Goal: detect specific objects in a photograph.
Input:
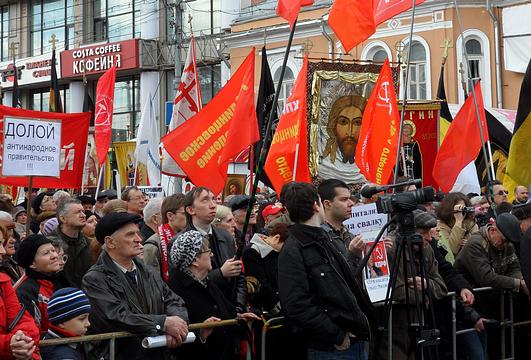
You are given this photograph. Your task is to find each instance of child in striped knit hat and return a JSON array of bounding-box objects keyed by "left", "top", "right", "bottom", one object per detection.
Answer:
[{"left": 41, "top": 288, "right": 92, "bottom": 360}]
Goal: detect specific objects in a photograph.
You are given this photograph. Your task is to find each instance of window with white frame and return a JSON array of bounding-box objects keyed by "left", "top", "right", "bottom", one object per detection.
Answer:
[
  {"left": 456, "top": 30, "right": 491, "bottom": 106},
  {"left": 274, "top": 66, "right": 295, "bottom": 112},
  {"left": 405, "top": 41, "right": 427, "bottom": 100},
  {"left": 464, "top": 37, "right": 483, "bottom": 93}
]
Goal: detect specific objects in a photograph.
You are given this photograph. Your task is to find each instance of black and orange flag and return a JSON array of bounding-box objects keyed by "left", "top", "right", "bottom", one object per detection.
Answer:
[
  {"left": 162, "top": 50, "right": 258, "bottom": 194},
  {"left": 504, "top": 58, "right": 531, "bottom": 198},
  {"left": 49, "top": 48, "right": 63, "bottom": 113}
]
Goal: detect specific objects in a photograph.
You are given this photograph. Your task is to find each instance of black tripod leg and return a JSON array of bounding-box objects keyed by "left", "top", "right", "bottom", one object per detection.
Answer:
[{"left": 417, "top": 243, "right": 440, "bottom": 360}]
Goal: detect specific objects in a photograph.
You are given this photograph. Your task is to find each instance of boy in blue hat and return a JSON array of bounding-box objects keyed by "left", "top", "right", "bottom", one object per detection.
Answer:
[{"left": 41, "top": 288, "right": 91, "bottom": 360}]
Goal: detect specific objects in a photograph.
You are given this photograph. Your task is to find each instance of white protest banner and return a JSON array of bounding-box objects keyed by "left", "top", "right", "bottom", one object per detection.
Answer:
[
  {"left": 362, "top": 239, "right": 390, "bottom": 303},
  {"left": 343, "top": 203, "right": 388, "bottom": 236},
  {"left": 138, "top": 186, "right": 165, "bottom": 199},
  {"left": 2, "top": 117, "right": 61, "bottom": 177}
]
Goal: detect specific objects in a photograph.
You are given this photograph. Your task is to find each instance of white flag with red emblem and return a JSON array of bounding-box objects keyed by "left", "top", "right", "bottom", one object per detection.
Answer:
[{"left": 161, "top": 37, "right": 202, "bottom": 176}]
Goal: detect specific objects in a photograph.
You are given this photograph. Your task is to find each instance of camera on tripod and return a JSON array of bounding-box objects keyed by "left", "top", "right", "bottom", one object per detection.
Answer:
[{"left": 375, "top": 186, "right": 436, "bottom": 214}]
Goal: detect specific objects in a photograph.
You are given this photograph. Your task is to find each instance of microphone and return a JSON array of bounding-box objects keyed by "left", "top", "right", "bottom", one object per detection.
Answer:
[
  {"left": 360, "top": 185, "right": 387, "bottom": 198},
  {"left": 360, "top": 179, "right": 422, "bottom": 198}
]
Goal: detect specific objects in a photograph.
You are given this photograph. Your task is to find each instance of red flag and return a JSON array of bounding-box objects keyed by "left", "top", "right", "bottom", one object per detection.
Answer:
[
  {"left": 433, "top": 81, "right": 489, "bottom": 192},
  {"left": 264, "top": 56, "right": 311, "bottom": 194},
  {"left": 329, "top": 0, "right": 376, "bottom": 53},
  {"left": 218, "top": 54, "right": 259, "bottom": 168},
  {"left": 374, "top": 0, "right": 425, "bottom": 25},
  {"left": 94, "top": 66, "right": 117, "bottom": 166},
  {"left": 355, "top": 59, "right": 400, "bottom": 185},
  {"left": 0, "top": 105, "right": 90, "bottom": 188},
  {"left": 277, "top": 0, "right": 314, "bottom": 28},
  {"left": 162, "top": 50, "right": 257, "bottom": 194}
]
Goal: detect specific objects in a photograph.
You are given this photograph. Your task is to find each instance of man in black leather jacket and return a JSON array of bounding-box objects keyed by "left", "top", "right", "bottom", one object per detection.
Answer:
[
  {"left": 278, "top": 182, "right": 374, "bottom": 359},
  {"left": 82, "top": 212, "right": 189, "bottom": 360}
]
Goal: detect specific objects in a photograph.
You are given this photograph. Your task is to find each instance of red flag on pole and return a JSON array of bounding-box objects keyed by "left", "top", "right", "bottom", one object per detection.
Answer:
[
  {"left": 433, "top": 81, "right": 489, "bottom": 192},
  {"left": 374, "top": 0, "right": 425, "bottom": 25},
  {"left": 329, "top": 0, "right": 376, "bottom": 53},
  {"left": 218, "top": 54, "right": 259, "bottom": 167},
  {"left": 94, "top": 66, "right": 116, "bottom": 166},
  {"left": 264, "top": 56, "right": 311, "bottom": 194},
  {"left": 277, "top": 0, "right": 314, "bottom": 28},
  {"left": 355, "top": 59, "right": 400, "bottom": 185},
  {"left": 161, "top": 50, "right": 258, "bottom": 194}
]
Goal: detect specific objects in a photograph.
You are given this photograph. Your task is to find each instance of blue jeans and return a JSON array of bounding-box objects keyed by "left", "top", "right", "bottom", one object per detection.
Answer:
[
  {"left": 307, "top": 340, "right": 368, "bottom": 360},
  {"left": 457, "top": 331, "right": 487, "bottom": 360}
]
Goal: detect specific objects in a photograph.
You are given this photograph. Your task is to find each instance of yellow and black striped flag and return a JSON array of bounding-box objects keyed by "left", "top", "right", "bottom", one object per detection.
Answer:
[
  {"left": 49, "top": 48, "right": 63, "bottom": 113},
  {"left": 504, "top": 58, "right": 531, "bottom": 198}
]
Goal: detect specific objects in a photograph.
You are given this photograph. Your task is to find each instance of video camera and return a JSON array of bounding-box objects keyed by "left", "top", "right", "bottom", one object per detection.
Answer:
[{"left": 376, "top": 186, "right": 436, "bottom": 214}]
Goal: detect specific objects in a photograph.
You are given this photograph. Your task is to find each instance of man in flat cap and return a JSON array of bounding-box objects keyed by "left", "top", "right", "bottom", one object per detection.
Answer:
[{"left": 82, "top": 212, "right": 188, "bottom": 360}]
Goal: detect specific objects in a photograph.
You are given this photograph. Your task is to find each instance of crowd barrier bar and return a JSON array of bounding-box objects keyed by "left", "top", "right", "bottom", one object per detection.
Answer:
[
  {"left": 260, "top": 316, "right": 285, "bottom": 360},
  {"left": 40, "top": 319, "right": 240, "bottom": 360}
]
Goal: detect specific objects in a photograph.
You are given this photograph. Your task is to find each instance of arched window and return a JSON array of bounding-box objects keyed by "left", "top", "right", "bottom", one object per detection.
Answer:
[
  {"left": 456, "top": 30, "right": 491, "bottom": 106},
  {"left": 274, "top": 67, "right": 294, "bottom": 112},
  {"left": 464, "top": 38, "right": 483, "bottom": 91},
  {"left": 405, "top": 41, "right": 428, "bottom": 100},
  {"left": 361, "top": 41, "right": 392, "bottom": 63}
]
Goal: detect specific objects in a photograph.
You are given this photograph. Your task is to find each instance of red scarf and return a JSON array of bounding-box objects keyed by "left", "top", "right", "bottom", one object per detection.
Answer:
[{"left": 158, "top": 223, "right": 175, "bottom": 282}]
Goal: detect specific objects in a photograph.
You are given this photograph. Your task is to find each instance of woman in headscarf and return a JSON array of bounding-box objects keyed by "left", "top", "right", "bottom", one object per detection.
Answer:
[{"left": 168, "top": 230, "right": 258, "bottom": 359}]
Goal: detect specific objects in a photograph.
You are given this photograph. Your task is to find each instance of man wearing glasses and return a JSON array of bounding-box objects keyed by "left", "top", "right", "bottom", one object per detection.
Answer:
[{"left": 144, "top": 194, "right": 187, "bottom": 282}]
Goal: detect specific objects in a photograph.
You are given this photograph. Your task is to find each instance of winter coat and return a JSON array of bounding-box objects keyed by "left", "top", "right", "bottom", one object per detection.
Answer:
[
  {"left": 182, "top": 224, "right": 247, "bottom": 312},
  {"left": 454, "top": 226, "right": 522, "bottom": 291},
  {"left": 14, "top": 269, "right": 55, "bottom": 335},
  {"left": 242, "top": 235, "right": 280, "bottom": 314},
  {"left": 0, "top": 272, "right": 40, "bottom": 360},
  {"left": 168, "top": 269, "right": 239, "bottom": 360},
  {"left": 41, "top": 325, "right": 85, "bottom": 360},
  {"left": 437, "top": 220, "right": 478, "bottom": 257},
  {"left": 387, "top": 241, "right": 447, "bottom": 304},
  {"left": 48, "top": 227, "right": 93, "bottom": 288},
  {"left": 143, "top": 233, "right": 163, "bottom": 280},
  {"left": 82, "top": 250, "right": 188, "bottom": 360},
  {"left": 321, "top": 222, "right": 362, "bottom": 273},
  {"left": 278, "top": 223, "right": 374, "bottom": 351}
]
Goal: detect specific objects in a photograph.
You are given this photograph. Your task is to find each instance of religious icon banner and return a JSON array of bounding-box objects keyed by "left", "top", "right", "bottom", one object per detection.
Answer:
[
  {"left": 400, "top": 104, "right": 440, "bottom": 188},
  {"left": 113, "top": 141, "right": 148, "bottom": 187},
  {"left": 307, "top": 62, "right": 398, "bottom": 185}
]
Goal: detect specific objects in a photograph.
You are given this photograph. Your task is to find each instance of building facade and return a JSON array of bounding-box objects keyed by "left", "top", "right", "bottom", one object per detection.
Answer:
[{"left": 226, "top": 0, "right": 531, "bottom": 112}]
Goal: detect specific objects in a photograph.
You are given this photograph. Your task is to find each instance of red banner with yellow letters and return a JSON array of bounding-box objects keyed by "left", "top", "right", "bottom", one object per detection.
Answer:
[
  {"left": 264, "top": 56, "right": 311, "bottom": 194},
  {"left": 355, "top": 59, "right": 400, "bottom": 185},
  {"left": 161, "top": 50, "right": 258, "bottom": 194}
]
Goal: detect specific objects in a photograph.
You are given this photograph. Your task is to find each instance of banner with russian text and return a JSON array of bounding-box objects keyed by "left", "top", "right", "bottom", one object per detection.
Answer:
[
  {"left": 355, "top": 59, "right": 400, "bottom": 185},
  {"left": 0, "top": 105, "right": 90, "bottom": 188},
  {"left": 401, "top": 106, "right": 439, "bottom": 188},
  {"left": 162, "top": 50, "right": 257, "bottom": 194},
  {"left": 264, "top": 56, "right": 311, "bottom": 194}
]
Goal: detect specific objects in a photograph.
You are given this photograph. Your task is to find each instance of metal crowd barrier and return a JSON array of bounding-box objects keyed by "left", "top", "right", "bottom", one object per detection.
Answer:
[
  {"left": 39, "top": 288, "right": 531, "bottom": 360},
  {"left": 39, "top": 319, "right": 240, "bottom": 360}
]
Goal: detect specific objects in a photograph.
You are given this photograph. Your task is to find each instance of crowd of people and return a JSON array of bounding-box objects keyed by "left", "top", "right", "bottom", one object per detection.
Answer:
[{"left": 0, "top": 179, "right": 529, "bottom": 360}]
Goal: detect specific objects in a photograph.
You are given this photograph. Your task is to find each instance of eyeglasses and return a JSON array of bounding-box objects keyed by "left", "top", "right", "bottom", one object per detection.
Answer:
[
  {"left": 496, "top": 190, "right": 509, "bottom": 196},
  {"left": 198, "top": 249, "right": 213, "bottom": 256}
]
